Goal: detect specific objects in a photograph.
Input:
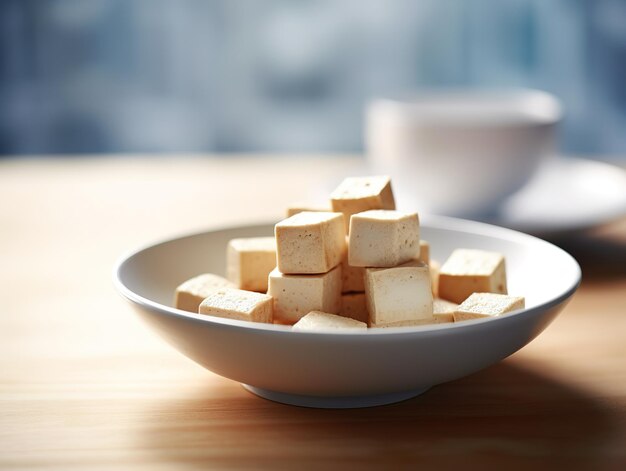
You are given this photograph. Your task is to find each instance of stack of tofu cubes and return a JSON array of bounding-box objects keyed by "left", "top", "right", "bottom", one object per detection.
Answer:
[
  {"left": 272, "top": 175, "right": 413, "bottom": 329},
  {"left": 174, "top": 175, "right": 525, "bottom": 330},
  {"left": 329, "top": 176, "right": 433, "bottom": 328}
]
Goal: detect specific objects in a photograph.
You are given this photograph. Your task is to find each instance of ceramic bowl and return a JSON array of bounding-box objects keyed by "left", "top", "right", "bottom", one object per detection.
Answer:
[
  {"left": 366, "top": 89, "right": 562, "bottom": 216},
  {"left": 114, "top": 215, "right": 580, "bottom": 408}
]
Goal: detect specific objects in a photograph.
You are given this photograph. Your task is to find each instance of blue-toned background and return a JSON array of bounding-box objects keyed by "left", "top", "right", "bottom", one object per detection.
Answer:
[{"left": 1, "top": 0, "right": 625, "bottom": 156}]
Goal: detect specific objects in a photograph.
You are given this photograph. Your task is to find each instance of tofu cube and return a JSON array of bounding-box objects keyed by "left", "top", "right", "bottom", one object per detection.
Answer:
[
  {"left": 364, "top": 260, "right": 433, "bottom": 327},
  {"left": 174, "top": 273, "right": 236, "bottom": 313},
  {"left": 341, "top": 292, "right": 369, "bottom": 324},
  {"left": 341, "top": 236, "right": 365, "bottom": 292},
  {"left": 341, "top": 259, "right": 365, "bottom": 293},
  {"left": 275, "top": 211, "right": 346, "bottom": 274},
  {"left": 267, "top": 266, "right": 342, "bottom": 324},
  {"left": 349, "top": 210, "right": 420, "bottom": 268},
  {"left": 454, "top": 293, "right": 525, "bottom": 322},
  {"left": 330, "top": 176, "right": 396, "bottom": 232},
  {"left": 198, "top": 288, "right": 273, "bottom": 323},
  {"left": 418, "top": 240, "right": 430, "bottom": 265},
  {"left": 430, "top": 259, "right": 441, "bottom": 297},
  {"left": 433, "top": 298, "right": 458, "bottom": 324},
  {"left": 226, "top": 237, "right": 276, "bottom": 292},
  {"left": 292, "top": 311, "right": 367, "bottom": 332},
  {"left": 438, "top": 249, "right": 507, "bottom": 304},
  {"left": 286, "top": 203, "right": 332, "bottom": 218}
]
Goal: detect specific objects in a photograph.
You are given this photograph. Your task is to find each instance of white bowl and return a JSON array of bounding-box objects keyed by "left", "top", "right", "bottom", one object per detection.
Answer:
[
  {"left": 114, "top": 216, "right": 580, "bottom": 408},
  {"left": 366, "top": 89, "right": 562, "bottom": 217}
]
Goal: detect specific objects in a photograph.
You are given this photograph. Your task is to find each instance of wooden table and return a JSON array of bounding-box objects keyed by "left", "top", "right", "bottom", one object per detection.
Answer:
[{"left": 1, "top": 156, "right": 625, "bottom": 470}]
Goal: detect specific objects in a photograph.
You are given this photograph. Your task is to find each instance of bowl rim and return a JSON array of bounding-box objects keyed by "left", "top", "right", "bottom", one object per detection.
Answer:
[
  {"left": 367, "top": 88, "right": 563, "bottom": 126},
  {"left": 113, "top": 214, "right": 581, "bottom": 337}
]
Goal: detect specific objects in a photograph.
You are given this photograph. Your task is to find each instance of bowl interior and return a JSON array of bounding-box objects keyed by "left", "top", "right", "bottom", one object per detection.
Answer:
[{"left": 117, "top": 215, "right": 580, "bottom": 326}]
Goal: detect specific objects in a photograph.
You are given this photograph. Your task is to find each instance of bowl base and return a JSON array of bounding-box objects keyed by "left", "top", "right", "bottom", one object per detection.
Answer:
[{"left": 242, "top": 384, "right": 430, "bottom": 409}]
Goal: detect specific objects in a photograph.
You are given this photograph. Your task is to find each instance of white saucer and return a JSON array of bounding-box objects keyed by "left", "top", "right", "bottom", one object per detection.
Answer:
[{"left": 487, "top": 157, "right": 626, "bottom": 235}]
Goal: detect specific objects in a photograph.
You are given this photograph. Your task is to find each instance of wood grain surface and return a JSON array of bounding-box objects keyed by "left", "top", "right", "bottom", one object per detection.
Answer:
[{"left": 1, "top": 156, "right": 625, "bottom": 470}]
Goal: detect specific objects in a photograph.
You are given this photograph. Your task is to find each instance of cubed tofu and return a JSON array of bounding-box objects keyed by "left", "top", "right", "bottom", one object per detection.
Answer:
[
  {"left": 292, "top": 311, "right": 367, "bottom": 332},
  {"left": 275, "top": 211, "right": 346, "bottom": 274},
  {"left": 371, "top": 318, "right": 438, "bottom": 328},
  {"left": 286, "top": 203, "right": 332, "bottom": 218},
  {"left": 267, "top": 266, "right": 342, "bottom": 324},
  {"left": 226, "top": 237, "right": 276, "bottom": 292},
  {"left": 438, "top": 249, "right": 507, "bottom": 304},
  {"left": 330, "top": 176, "right": 396, "bottom": 232},
  {"left": 198, "top": 288, "right": 273, "bottom": 323},
  {"left": 433, "top": 298, "right": 458, "bottom": 324},
  {"left": 341, "top": 259, "right": 365, "bottom": 293},
  {"left": 364, "top": 260, "right": 433, "bottom": 327},
  {"left": 418, "top": 240, "right": 430, "bottom": 265},
  {"left": 430, "top": 259, "right": 441, "bottom": 297},
  {"left": 453, "top": 292, "right": 525, "bottom": 322},
  {"left": 349, "top": 210, "right": 420, "bottom": 268},
  {"left": 341, "top": 236, "right": 365, "bottom": 292},
  {"left": 341, "top": 292, "right": 369, "bottom": 324},
  {"left": 174, "top": 273, "right": 236, "bottom": 313}
]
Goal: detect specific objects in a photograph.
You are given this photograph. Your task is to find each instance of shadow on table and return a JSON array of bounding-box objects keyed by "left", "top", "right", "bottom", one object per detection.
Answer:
[
  {"left": 138, "top": 360, "right": 618, "bottom": 469},
  {"left": 545, "top": 220, "right": 626, "bottom": 281}
]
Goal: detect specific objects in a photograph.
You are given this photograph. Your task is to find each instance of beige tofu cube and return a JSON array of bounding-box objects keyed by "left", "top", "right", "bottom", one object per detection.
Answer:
[
  {"left": 226, "top": 237, "right": 276, "bottom": 292},
  {"left": 418, "top": 240, "right": 430, "bottom": 265},
  {"left": 174, "top": 273, "right": 236, "bottom": 313},
  {"left": 454, "top": 293, "right": 525, "bottom": 322},
  {"left": 430, "top": 259, "right": 441, "bottom": 297},
  {"left": 198, "top": 288, "right": 273, "bottom": 323},
  {"left": 286, "top": 203, "right": 332, "bottom": 218},
  {"left": 275, "top": 211, "right": 346, "bottom": 274},
  {"left": 371, "top": 318, "right": 439, "bottom": 328},
  {"left": 438, "top": 249, "right": 507, "bottom": 304},
  {"left": 292, "top": 311, "right": 367, "bottom": 332},
  {"left": 341, "top": 259, "right": 365, "bottom": 293},
  {"left": 341, "top": 236, "right": 365, "bottom": 292},
  {"left": 267, "top": 266, "right": 342, "bottom": 324},
  {"left": 364, "top": 260, "right": 433, "bottom": 327},
  {"left": 433, "top": 298, "right": 458, "bottom": 324},
  {"left": 349, "top": 210, "right": 420, "bottom": 268},
  {"left": 330, "top": 176, "right": 396, "bottom": 232},
  {"left": 341, "top": 292, "right": 369, "bottom": 324}
]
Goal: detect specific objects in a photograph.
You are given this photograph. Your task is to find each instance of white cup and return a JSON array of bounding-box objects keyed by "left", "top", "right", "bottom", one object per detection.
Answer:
[{"left": 366, "top": 89, "right": 562, "bottom": 217}]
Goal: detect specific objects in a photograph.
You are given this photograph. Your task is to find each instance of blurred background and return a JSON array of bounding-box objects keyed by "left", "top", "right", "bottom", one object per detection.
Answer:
[{"left": 1, "top": 0, "right": 625, "bottom": 157}]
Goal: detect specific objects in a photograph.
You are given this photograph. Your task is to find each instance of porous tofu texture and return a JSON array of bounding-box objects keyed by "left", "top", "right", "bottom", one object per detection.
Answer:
[
  {"left": 292, "top": 311, "right": 367, "bottom": 331},
  {"left": 438, "top": 249, "right": 507, "bottom": 304},
  {"left": 175, "top": 273, "right": 236, "bottom": 313},
  {"left": 433, "top": 298, "right": 458, "bottom": 324},
  {"left": 275, "top": 211, "right": 346, "bottom": 274},
  {"left": 341, "top": 292, "right": 369, "bottom": 324},
  {"left": 454, "top": 292, "right": 525, "bottom": 322},
  {"left": 267, "top": 266, "right": 342, "bottom": 324},
  {"left": 365, "top": 260, "right": 433, "bottom": 327},
  {"left": 226, "top": 237, "right": 276, "bottom": 292},
  {"left": 198, "top": 288, "right": 273, "bottom": 323},
  {"left": 331, "top": 176, "right": 396, "bottom": 231},
  {"left": 349, "top": 210, "right": 420, "bottom": 268}
]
